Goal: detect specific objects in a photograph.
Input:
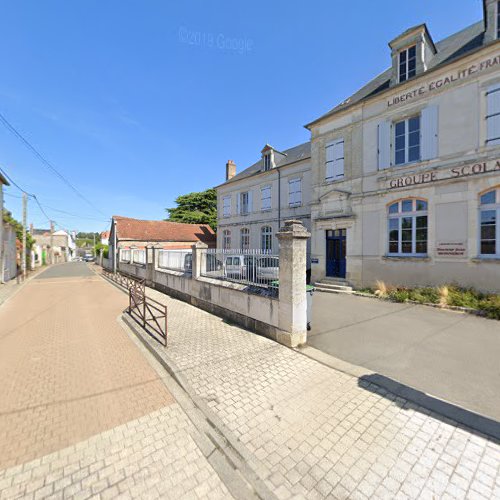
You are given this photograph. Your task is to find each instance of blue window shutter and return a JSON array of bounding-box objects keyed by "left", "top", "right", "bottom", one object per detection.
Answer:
[
  {"left": 248, "top": 191, "right": 253, "bottom": 212},
  {"left": 421, "top": 105, "right": 439, "bottom": 160},
  {"left": 236, "top": 193, "right": 240, "bottom": 215},
  {"left": 378, "top": 121, "right": 392, "bottom": 170}
]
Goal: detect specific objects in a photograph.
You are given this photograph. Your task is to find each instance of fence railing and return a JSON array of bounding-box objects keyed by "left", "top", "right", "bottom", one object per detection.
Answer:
[
  {"left": 200, "top": 248, "right": 279, "bottom": 288},
  {"left": 102, "top": 268, "right": 146, "bottom": 296},
  {"left": 128, "top": 288, "right": 168, "bottom": 346},
  {"left": 157, "top": 249, "right": 192, "bottom": 273}
]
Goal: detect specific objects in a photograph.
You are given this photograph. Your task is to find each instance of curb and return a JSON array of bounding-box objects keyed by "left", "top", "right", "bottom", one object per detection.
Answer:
[{"left": 296, "top": 345, "right": 500, "bottom": 442}]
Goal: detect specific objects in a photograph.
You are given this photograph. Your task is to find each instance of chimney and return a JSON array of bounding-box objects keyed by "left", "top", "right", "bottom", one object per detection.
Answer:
[{"left": 226, "top": 160, "right": 236, "bottom": 181}]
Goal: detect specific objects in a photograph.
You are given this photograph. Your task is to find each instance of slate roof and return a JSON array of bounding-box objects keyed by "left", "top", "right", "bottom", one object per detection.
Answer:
[
  {"left": 306, "top": 20, "right": 486, "bottom": 127},
  {"left": 220, "top": 141, "right": 311, "bottom": 187},
  {"left": 113, "top": 216, "right": 216, "bottom": 246}
]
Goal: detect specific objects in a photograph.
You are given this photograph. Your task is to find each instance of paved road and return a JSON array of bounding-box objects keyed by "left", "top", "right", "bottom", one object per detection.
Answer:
[
  {"left": 0, "top": 262, "right": 229, "bottom": 499},
  {"left": 309, "top": 292, "right": 500, "bottom": 421}
]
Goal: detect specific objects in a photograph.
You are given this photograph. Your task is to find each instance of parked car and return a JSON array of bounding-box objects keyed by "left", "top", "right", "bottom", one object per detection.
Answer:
[
  {"left": 256, "top": 256, "right": 279, "bottom": 282},
  {"left": 83, "top": 254, "right": 94, "bottom": 262},
  {"left": 224, "top": 255, "right": 258, "bottom": 281}
]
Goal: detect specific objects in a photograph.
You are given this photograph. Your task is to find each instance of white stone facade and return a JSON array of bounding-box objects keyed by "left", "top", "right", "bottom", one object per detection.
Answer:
[
  {"left": 216, "top": 144, "right": 312, "bottom": 270},
  {"left": 307, "top": 14, "right": 500, "bottom": 292}
]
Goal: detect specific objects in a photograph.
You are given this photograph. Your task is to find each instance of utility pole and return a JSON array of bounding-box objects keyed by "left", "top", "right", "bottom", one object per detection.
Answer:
[
  {"left": 50, "top": 220, "right": 54, "bottom": 265},
  {"left": 22, "top": 193, "right": 27, "bottom": 279},
  {"left": 93, "top": 232, "right": 96, "bottom": 257}
]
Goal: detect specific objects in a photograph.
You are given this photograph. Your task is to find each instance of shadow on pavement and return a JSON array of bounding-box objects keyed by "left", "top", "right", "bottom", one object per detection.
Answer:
[{"left": 359, "top": 373, "right": 500, "bottom": 444}]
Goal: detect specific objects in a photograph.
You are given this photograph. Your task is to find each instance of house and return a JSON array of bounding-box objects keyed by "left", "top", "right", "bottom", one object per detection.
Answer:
[
  {"left": 1, "top": 221, "right": 17, "bottom": 282},
  {"left": 216, "top": 143, "right": 312, "bottom": 272},
  {"left": 306, "top": 0, "right": 500, "bottom": 292},
  {"left": 100, "top": 231, "right": 110, "bottom": 245},
  {"left": 108, "top": 216, "right": 216, "bottom": 270},
  {"left": 32, "top": 228, "right": 76, "bottom": 265}
]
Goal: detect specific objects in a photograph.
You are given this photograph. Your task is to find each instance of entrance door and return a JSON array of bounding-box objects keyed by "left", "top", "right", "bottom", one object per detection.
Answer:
[{"left": 326, "top": 229, "right": 346, "bottom": 278}]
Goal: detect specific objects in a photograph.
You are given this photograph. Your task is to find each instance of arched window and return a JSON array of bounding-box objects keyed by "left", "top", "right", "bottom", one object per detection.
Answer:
[
  {"left": 240, "top": 228, "right": 250, "bottom": 250},
  {"left": 261, "top": 226, "right": 272, "bottom": 252},
  {"left": 388, "top": 198, "right": 428, "bottom": 256},
  {"left": 480, "top": 187, "right": 499, "bottom": 257},
  {"left": 222, "top": 230, "right": 231, "bottom": 250}
]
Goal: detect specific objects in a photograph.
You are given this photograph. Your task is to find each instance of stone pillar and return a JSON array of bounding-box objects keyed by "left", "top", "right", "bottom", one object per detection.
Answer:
[
  {"left": 191, "top": 241, "right": 208, "bottom": 279},
  {"left": 276, "top": 220, "right": 311, "bottom": 348},
  {"left": 99, "top": 248, "right": 103, "bottom": 267}
]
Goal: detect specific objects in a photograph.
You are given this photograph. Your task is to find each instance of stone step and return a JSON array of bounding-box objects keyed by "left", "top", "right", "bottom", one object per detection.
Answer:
[
  {"left": 314, "top": 285, "right": 354, "bottom": 294},
  {"left": 314, "top": 282, "right": 354, "bottom": 294},
  {"left": 320, "top": 277, "right": 349, "bottom": 285}
]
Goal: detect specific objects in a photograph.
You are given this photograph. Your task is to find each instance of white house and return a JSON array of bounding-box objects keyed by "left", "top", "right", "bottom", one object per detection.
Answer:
[
  {"left": 306, "top": 0, "right": 500, "bottom": 292},
  {"left": 216, "top": 142, "right": 312, "bottom": 275}
]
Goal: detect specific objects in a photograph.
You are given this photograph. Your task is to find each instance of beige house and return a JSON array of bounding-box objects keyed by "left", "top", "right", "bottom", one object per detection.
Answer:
[
  {"left": 307, "top": 1, "right": 500, "bottom": 292},
  {"left": 216, "top": 142, "right": 312, "bottom": 273}
]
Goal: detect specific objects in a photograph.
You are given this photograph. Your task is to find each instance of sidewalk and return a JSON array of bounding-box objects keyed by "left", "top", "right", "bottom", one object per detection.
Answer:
[
  {"left": 128, "top": 282, "right": 500, "bottom": 500},
  {"left": 0, "top": 266, "right": 47, "bottom": 308}
]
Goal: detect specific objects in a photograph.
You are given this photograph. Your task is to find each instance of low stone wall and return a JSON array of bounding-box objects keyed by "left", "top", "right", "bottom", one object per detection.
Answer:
[
  {"left": 102, "top": 257, "right": 111, "bottom": 270},
  {"left": 152, "top": 268, "right": 279, "bottom": 340},
  {"left": 118, "top": 261, "right": 147, "bottom": 279}
]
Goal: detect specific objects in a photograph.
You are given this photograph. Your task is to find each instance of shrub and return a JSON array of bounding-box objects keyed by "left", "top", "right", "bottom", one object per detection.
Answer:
[
  {"left": 387, "top": 288, "right": 411, "bottom": 303},
  {"left": 446, "top": 286, "right": 482, "bottom": 309},
  {"left": 478, "top": 295, "right": 500, "bottom": 320}
]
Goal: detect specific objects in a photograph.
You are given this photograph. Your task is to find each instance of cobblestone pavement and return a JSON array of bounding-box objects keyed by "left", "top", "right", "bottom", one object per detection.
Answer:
[
  {"left": 0, "top": 263, "right": 231, "bottom": 499},
  {"left": 142, "top": 284, "right": 500, "bottom": 500}
]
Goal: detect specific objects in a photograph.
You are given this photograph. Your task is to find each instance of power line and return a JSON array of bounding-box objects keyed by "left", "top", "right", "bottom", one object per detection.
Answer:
[
  {"left": 0, "top": 111, "right": 108, "bottom": 217},
  {"left": 0, "top": 166, "right": 110, "bottom": 228}
]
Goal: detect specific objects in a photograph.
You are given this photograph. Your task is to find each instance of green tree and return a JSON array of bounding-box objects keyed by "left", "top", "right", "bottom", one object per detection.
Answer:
[
  {"left": 2, "top": 209, "right": 35, "bottom": 268},
  {"left": 166, "top": 188, "right": 217, "bottom": 230}
]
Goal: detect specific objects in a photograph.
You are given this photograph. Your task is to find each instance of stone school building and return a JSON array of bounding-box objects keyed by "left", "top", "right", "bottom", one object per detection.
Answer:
[{"left": 306, "top": 2, "right": 500, "bottom": 292}]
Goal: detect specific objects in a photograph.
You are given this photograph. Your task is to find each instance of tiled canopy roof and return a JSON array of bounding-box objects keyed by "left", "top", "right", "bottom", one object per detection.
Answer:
[{"left": 113, "top": 216, "right": 216, "bottom": 245}]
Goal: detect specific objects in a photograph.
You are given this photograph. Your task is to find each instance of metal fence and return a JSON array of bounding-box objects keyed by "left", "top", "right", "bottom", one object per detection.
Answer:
[
  {"left": 102, "top": 268, "right": 146, "bottom": 296},
  {"left": 128, "top": 288, "right": 168, "bottom": 346},
  {"left": 200, "top": 249, "right": 279, "bottom": 288},
  {"left": 157, "top": 249, "right": 192, "bottom": 273}
]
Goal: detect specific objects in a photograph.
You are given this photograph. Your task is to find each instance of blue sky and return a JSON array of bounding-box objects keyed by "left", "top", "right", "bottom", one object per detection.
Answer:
[{"left": 0, "top": 0, "right": 482, "bottom": 233}]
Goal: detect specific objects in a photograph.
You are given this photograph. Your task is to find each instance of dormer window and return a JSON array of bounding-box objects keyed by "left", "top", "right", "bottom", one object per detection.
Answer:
[
  {"left": 264, "top": 154, "right": 271, "bottom": 171},
  {"left": 399, "top": 46, "right": 417, "bottom": 83}
]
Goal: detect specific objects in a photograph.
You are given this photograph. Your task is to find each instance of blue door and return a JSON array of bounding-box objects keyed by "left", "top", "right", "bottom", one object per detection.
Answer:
[{"left": 326, "top": 229, "right": 346, "bottom": 278}]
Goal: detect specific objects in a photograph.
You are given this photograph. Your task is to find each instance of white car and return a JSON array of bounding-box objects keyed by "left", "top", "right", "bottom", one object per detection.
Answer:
[
  {"left": 224, "top": 255, "right": 258, "bottom": 281},
  {"left": 256, "top": 256, "right": 279, "bottom": 282}
]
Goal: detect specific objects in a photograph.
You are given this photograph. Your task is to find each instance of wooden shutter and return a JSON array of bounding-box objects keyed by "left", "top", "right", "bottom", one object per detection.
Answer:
[
  {"left": 325, "top": 143, "right": 334, "bottom": 180},
  {"left": 334, "top": 140, "right": 345, "bottom": 178},
  {"left": 247, "top": 191, "right": 253, "bottom": 213},
  {"left": 378, "top": 121, "right": 392, "bottom": 169},
  {"left": 236, "top": 192, "right": 240, "bottom": 215},
  {"left": 487, "top": 84, "right": 500, "bottom": 145},
  {"left": 421, "top": 105, "right": 439, "bottom": 160}
]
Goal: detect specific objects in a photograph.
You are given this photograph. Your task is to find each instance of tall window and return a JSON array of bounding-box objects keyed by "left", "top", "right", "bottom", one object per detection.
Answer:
[
  {"left": 480, "top": 187, "right": 499, "bottom": 257},
  {"left": 289, "top": 178, "right": 302, "bottom": 207},
  {"left": 222, "top": 230, "right": 231, "bottom": 249},
  {"left": 388, "top": 199, "right": 428, "bottom": 256},
  {"left": 240, "top": 192, "right": 250, "bottom": 214},
  {"left": 240, "top": 228, "right": 250, "bottom": 249},
  {"left": 264, "top": 154, "right": 271, "bottom": 171},
  {"left": 261, "top": 186, "right": 272, "bottom": 211},
  {"left": 325, "top": 139, "right": 344, "bottom": 181},
  {"left": 261, "top": 226, "right": 272, "bottom": 252},
  {"left": 399, "top": 45, "right": 416, "bottom": 83},
  {"left": 486, "top": 84, "right": 500, "bottom": 146},
  {"left": 395, "top": 116, "right": 420, "bottom": 165},
  {"left": 223, "top": 196, "right": 231, "bottom": 217}
]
